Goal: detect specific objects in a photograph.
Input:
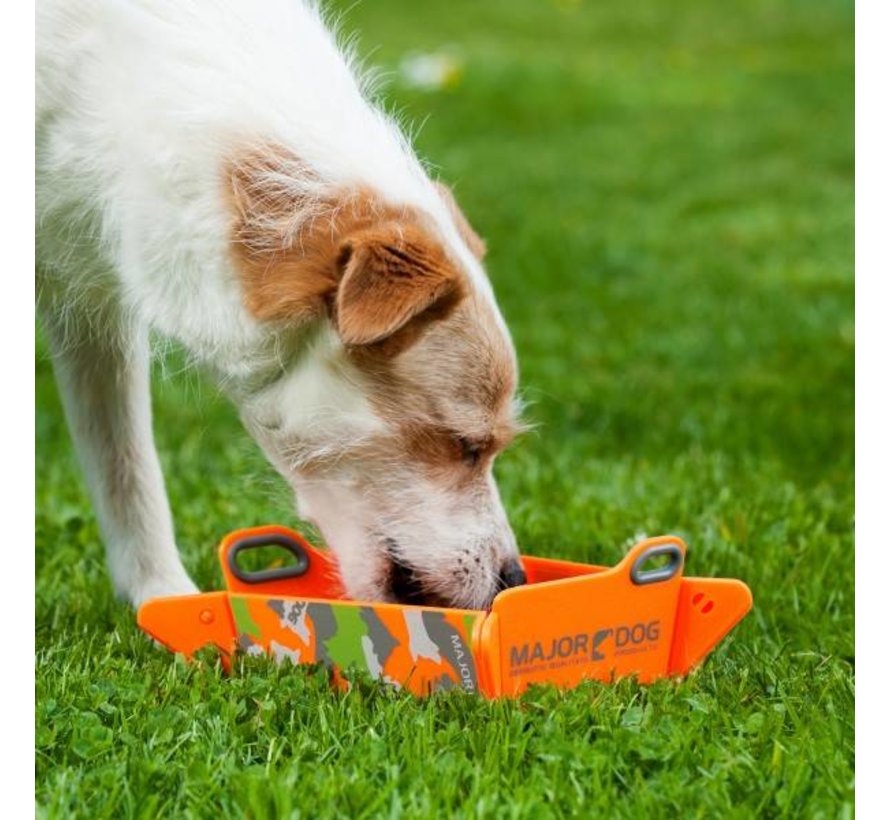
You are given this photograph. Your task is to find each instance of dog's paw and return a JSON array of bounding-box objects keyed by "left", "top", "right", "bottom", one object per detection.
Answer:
[{"left": 129, "top": 571, "right": 199, "bottom": 609}]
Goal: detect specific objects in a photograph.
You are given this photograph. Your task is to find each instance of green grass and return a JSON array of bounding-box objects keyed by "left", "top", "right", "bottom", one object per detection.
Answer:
[{"left": 35, "top": 0, "right": 854, "bottom": 816}]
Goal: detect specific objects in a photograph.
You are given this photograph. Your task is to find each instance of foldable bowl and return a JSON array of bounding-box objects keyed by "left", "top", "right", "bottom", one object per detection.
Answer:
[{"left": 138, "top": 525, "right": 752, "bottom": 697}]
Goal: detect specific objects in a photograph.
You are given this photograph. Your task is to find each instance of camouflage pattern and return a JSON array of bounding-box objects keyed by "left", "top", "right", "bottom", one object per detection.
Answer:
[{"left": 229, "top": 594, "right": 482, "bottom": 695}]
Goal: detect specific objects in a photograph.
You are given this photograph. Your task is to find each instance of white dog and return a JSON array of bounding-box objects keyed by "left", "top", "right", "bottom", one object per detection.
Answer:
[{"left": 36, "top": 0, "right": 527, "bottom": 610}]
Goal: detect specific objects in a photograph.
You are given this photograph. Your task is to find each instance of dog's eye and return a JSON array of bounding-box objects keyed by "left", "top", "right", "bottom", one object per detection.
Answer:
[{"left": 457, "top": 437, "right": 483, "bottom": 467}]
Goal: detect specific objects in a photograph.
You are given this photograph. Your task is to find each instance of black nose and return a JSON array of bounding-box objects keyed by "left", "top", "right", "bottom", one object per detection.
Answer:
[{"left": 498, "top": 558, "right": 527, "bottom": 590}]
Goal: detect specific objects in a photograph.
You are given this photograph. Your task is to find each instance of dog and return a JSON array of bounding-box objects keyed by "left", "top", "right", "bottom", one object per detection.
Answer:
[{"left": 36, "top": 0, "right": 526, "bottom": 610}]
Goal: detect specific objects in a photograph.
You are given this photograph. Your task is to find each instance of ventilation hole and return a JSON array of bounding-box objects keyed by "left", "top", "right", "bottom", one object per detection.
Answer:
[
  {"left": 692, "top": 592, "right": 704, "bottom": 605},
  {"left": 701, "top": 600, "right": 714, "bottom": 614}
]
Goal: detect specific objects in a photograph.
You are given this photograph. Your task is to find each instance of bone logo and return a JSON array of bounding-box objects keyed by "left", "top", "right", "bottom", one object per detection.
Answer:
[
  {"left": 591, "top": 628, "right": 612, "bottom": 661},
  {"left": 508, "top": 620, "right": 661, "bottom": 673},
  {"left": 594, "top": 621, "right": 661, "bottom": 657}
]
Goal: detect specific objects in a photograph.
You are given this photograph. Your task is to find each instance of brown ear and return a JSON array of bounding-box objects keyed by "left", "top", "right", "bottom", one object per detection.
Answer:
[
  {"left": 228, "top": 147, "right": 342, "bottom": 322},
  {"left": 434, "top": 181, "right": 486, "bottom": 260},
  {"left": 336, "top": 222, "right": 465, "bottom": 346}
]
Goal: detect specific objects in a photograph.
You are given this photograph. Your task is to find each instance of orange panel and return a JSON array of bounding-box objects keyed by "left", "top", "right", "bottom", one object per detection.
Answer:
[
  {"left": 488, "top": 537, "right": 687, "bottom": 696},
  {"left": 137, "top": 591, "right": 236, "bottom": 659},
  {"left": 219, "top": 525, "right": 345, "bottom": 599},
  {"left": 668, "top": 578, "right": 753, "bottom": 676}
]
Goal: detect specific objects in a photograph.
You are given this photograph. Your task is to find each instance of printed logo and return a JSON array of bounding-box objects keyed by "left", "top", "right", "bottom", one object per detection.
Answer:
[
  {"left": 450, "top": 633, "right": 476, "bottom": 693},
  {"left": 508, "top": 620, "right": 661, "bottom": 676}
]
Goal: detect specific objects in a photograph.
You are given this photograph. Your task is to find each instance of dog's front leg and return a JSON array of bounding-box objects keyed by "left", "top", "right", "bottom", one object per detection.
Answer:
[{"left": 40, "top": 306, "right": 198, "bottom": 607}]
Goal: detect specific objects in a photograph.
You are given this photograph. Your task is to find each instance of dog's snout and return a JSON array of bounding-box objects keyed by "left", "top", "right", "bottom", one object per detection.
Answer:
[
  {"left": 386, "top": 543, "right": 426, "bottom": 605},
  {"left": 498, "top": 558, "right": 527, "bottom": 591},
  {"left": 384, "top": 537, "right": 526, "bottom": 609},
  {"left": 386, "top": 543, "right": 449, "bottom": 607}
]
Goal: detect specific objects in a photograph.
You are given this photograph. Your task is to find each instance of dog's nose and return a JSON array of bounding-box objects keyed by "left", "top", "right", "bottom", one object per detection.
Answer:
[{"left": 498, "top": 558, "right": 527, "bottom": 591}]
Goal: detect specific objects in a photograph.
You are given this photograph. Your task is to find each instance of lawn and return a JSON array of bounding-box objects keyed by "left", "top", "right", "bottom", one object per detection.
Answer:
[{"left": 35, "top": 0, "right": 854, "bottom": 816}]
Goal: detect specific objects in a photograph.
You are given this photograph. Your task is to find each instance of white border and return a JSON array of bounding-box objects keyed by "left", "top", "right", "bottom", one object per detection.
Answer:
[
  {"left": 4, "top": 0, "right": 35, "bottom": 812},
  {"left": 856, "top": 0, "right": 885, "bottom": 814}
]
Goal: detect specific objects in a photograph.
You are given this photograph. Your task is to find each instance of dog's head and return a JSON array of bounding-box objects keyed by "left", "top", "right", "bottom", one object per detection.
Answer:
[{"left": 227, "top": 151, "right": 524, "bottom": 609}]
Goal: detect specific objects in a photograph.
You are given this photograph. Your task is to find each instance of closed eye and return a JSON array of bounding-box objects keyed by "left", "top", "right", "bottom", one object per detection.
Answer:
[
  {"left": 458, "top": 437, "right": 482, "bottom": 466},
  {"left": 455, "top": 435, "right": 495, "bottom": 467},
  {"left": 429, "top": 424, "right": 521, "bottom": 470}
]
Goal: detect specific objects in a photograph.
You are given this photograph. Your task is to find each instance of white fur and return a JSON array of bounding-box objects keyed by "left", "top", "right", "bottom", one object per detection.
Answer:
[{"left": 36, "top": 0, "right": 518, "bottom": 608}]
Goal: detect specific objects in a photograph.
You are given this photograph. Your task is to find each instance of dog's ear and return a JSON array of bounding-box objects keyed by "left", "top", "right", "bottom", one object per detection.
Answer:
[
  {"left": 228, "top": 147, "right": 343, "bottom": 322},
  {"left": 229, "top": 148, "right": 468, "bottom": 335},
  {"left": 434, "top": 181, "right": 486, "bottom": 260},
  {"left": 336, "top": 223, "right": 465, "bottom": 346}
]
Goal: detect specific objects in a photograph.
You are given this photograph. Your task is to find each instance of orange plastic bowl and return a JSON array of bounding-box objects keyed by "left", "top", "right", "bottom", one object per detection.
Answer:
[{"left": 138, "top": 525, "right": 752, "bottom": 698}]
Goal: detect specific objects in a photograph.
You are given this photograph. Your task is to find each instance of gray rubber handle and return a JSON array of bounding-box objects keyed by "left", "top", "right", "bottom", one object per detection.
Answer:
[
  {"left": 630, "top": 543, "right": 684, "bottom": 585},
  {"left": 227, "top": 532, "right": 310, "bottom": 584}
]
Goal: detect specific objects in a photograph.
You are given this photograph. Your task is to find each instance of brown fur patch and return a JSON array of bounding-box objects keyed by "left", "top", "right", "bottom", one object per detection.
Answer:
[
  {"left": 348, "top": 291, "right": 521, "bottom": 486},
  {"left": 227, "top": 148, "right": 469, "bottom": 344},
  {"left": 337, "top": 222, "right": 465, "bottom": 345}
]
